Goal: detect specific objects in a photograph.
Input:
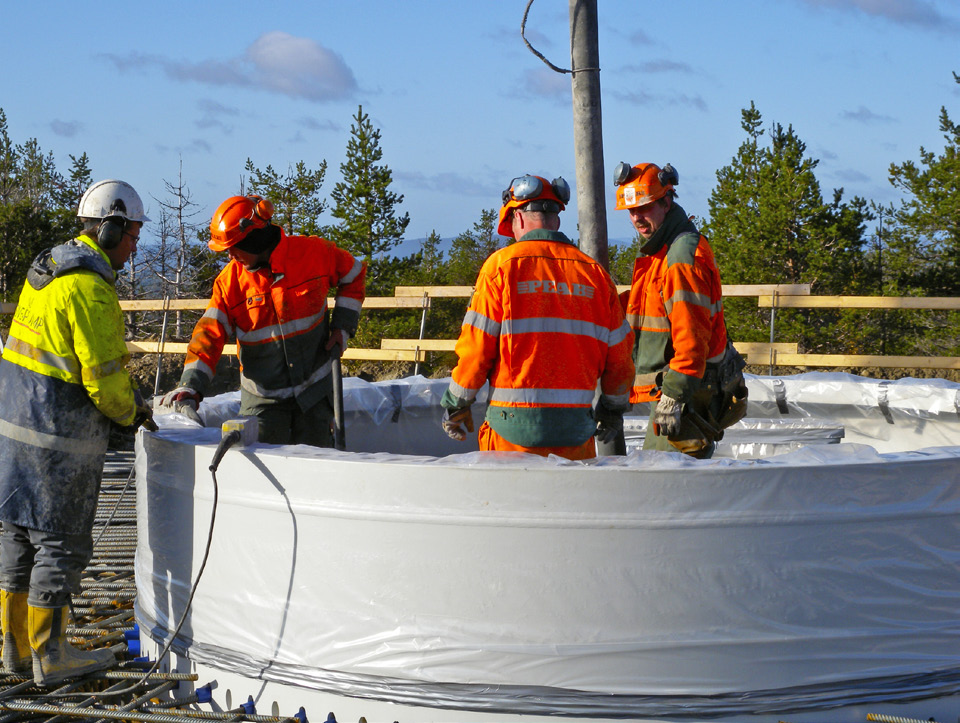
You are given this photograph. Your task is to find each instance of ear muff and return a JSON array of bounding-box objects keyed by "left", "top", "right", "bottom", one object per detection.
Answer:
[{"left": 97, "top": 216, "right": 126, "bottom": 250}]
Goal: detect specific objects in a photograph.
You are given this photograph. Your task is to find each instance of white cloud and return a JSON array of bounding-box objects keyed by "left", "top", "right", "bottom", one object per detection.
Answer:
[{"left": 103, "top": 32, "right": 358, "bottom": 102}]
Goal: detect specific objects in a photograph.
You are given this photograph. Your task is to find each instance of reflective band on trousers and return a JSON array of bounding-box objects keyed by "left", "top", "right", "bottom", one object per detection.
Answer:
[
  {"left": 490, "top": 387, "right": 595, "bottom": 406},
  {"left": 0, "top": 418, "right": 104, "bottom": 456}
]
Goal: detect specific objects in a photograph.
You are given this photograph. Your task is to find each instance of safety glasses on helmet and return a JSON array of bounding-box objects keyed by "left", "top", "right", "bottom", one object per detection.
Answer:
[
  {"left": 612, "top": 162, "right": 679, "bottom": 188},
  {"left": 502, "top": 175, "right": 571, "bottom": 206}
]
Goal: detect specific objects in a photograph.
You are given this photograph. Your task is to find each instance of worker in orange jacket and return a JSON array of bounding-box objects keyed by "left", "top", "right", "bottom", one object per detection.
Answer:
[
  {"left": 613, "top": 162, "right": 744, "bottom": 458},
  {"left": 161, "top": 195, "right": 366, "bottom": 447},
  {"left": 441, "top": 174, "right": 635, "bottom": 460}
]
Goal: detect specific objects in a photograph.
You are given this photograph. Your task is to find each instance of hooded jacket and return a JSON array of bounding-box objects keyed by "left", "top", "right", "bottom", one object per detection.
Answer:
[{"left": 0, "top": 235, "right": 136, "bottom": 534}]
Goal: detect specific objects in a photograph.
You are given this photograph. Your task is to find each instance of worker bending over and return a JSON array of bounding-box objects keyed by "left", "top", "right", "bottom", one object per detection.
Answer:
[{"left": 161, "top": 195, "right": 366, "bottom": 447}]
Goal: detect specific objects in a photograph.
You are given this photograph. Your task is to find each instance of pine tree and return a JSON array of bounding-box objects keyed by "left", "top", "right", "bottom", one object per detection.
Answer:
[
  {"left": 703, "top": 102, "right": 869, "bottom": 353},
  {"left": 445, "top": 208, "right": 502, "bottom": 286},
  {"left": 881, "top": 70, "right": 960, "bottom": 355},
  {"left": 328, "top": 105, "right": 410, "bottom": 262},
  {"left": 243, "top": 158, "right": 328, "bottom": 236}
]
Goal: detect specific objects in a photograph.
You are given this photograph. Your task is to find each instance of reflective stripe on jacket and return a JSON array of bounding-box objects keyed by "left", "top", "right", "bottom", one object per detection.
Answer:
[
  {"left": 443, "top": 229, "right": 634, "bottom": 448},
  {"left": 180, "top": 230, "right": 366, "bottom": 412},
  {"left": 0, "top": 235, "right": 134, "bottom": 534},
  {"left": 622, "top": 203, "right": 728, "bottom": 403}
]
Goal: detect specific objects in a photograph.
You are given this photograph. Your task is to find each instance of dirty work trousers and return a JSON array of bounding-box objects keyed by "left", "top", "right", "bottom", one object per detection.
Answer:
[{"left": 0, "top": 522, "right": 92, "bottom": 608}]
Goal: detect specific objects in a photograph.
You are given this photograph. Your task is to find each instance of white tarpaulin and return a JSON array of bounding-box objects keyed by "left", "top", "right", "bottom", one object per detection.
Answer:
[{"left": 136, "top": 373, "right": 960, "bottom": 718}]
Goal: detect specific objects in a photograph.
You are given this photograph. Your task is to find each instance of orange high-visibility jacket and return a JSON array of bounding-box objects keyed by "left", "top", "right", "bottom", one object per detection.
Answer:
[
  {"left": 180, "top": 230, "right": 366, "bottom": 412},
  {"left": 443, "top": 229, "right": 634, "bottom": 448},
  {"left": 622, "top": 203, "right": 728, "bottom": 404}
]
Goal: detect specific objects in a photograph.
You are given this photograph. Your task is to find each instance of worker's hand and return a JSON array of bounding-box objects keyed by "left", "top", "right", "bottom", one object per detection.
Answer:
[
  {"left": 325, "top": 328, "right": 349, "bottom": 359},
  {"left": 593, "top": 398, "right": 624, "bottom": 444},
  {"left": 441, "top": 406, "right": 474, "bottom": 442},
  {"left": 652, "top": 393, "right": 683, "bottom": 437},
  {"left": 159, "top": 386, "right": 201, "bottom": 412},
  {"left": 132, "top": 390, "right": 158, "bottom": 432}
]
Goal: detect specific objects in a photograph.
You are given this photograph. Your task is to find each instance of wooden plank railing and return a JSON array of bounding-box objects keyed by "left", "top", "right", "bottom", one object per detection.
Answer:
[
  {"left": 381, "top": 338, "right": 800, "bottom": 366},
  {"left": 3, "top": 285, "right": 958, "bottom": 370}
]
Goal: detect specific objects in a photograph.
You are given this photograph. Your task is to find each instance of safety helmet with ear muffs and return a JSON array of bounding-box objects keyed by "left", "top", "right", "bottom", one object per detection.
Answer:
[
  {"left": 78, "top": 179, "right": 150, "bottom": 249},
  {"left": 497, "top": 174, "right": 570, "bottom": 238},
  {"left": 96, "top": 216, "right": 127, "bottom": 250},
  {"left": 612, "top": 162, "right": 678, "bottom": 211},
  {"left": 208, "top": 195, "right": 276, "bottom": 252}
]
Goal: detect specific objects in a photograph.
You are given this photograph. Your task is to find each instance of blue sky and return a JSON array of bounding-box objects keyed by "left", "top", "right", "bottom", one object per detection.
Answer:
[{"left": 3, "top": 1, "right": 959, "bottom": 252}]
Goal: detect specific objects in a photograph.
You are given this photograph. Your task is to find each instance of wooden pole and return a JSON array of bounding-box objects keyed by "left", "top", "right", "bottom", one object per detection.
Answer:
[{"left": 569, "top": 0, "right": 608, "bottom": 269}]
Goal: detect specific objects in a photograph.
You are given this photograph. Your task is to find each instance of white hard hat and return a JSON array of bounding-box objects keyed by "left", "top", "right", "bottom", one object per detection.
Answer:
[{"left": 78, "top": 179, "right": 150, "bottom": 223}]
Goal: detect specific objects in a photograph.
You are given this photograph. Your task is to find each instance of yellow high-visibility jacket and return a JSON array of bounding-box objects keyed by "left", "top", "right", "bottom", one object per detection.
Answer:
[{"left": 0, "top": 235, "right": 136, "bottom": 534}]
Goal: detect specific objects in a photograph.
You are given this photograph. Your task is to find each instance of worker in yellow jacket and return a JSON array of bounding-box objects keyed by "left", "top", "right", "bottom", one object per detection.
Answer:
[
  {"left": 161, "top": 195, "right": 366, "bottom": 446},
  {"left": 0, "top": 179, "right": 154, "bottom": 686},
  {"left": 613, "top": 162, "right": 745, "bottom": 458},
  {"left": 441, "top": 174, "right": 635, "bottom": 460}
]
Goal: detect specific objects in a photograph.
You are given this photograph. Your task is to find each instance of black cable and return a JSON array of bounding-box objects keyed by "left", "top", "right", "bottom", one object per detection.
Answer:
[{"left": 59, "top": 432, "right": 238, "bottom": 700}]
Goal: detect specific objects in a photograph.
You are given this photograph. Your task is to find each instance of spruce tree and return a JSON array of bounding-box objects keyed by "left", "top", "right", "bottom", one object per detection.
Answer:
[
  {"left": 243, "top": 158, "right": 327, "bottom": 236},
  {"left": 881, "top": 70, "right": 960, "bottom": 355},
  {"left": 703, "top": 102, "right": 869, "bottom": 353},
  {"left": 328, "top": 105, "right": 410, "bottom": 262}
]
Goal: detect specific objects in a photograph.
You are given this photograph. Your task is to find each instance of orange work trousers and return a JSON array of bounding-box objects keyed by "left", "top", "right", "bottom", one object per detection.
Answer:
[{"left": 477, "top": 421, "right": 596, "bottom": 461}]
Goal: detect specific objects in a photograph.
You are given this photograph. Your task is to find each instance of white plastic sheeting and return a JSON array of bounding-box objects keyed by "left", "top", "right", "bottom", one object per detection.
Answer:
[{"left": 136, "top": 373, "right": 960, "bottom": 718}]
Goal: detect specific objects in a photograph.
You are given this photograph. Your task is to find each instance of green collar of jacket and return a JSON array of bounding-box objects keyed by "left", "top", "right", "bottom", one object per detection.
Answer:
[
  {"left": 637, "top": 202, "right": 697, "bottom": 256},
  {"left": 515, "top": 228, "right": 576, "bottom": 246}
]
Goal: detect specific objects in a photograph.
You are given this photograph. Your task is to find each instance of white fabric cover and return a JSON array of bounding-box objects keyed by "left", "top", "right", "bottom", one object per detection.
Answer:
[{"left": 136, "top": 373, "right": 960, "bottom": 717}]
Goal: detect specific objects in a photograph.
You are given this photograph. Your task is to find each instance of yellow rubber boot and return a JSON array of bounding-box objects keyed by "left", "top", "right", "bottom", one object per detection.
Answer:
[
  {"left": 1, "top": 590, "right": 31, "bottom": 673},
  {"left": 28, "top": 605, "right": 114, "bottom": 686}
]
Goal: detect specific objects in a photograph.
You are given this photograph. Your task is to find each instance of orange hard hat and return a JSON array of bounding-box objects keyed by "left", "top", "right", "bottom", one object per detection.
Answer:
[
  {"left": 208, "top": 195, "right": 275, "bottom": 252},
  {"left": 613, "top": 162, "right": 678, "bottom": 211},
  {"left": 497, "top": 174, "right": 570, "bottom": 238}
]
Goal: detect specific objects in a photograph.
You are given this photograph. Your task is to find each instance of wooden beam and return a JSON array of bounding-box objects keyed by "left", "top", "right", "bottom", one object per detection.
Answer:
[
  {"left": 614, "top": 283, "right": 812, "bottom": 297},
  {"left": 394, "top": 285, "right": 474, "bottom": 298},
  {"left": 124, "top": 340, "right": 423, "bottom": 362},
  {"left": 733, "top": 342, "right": 798, "bottom": 354},
  {"left": 381, "top": 338, "right": 457, "bottom": 351},
  {"left": 757, "top": 295, "right": 960, "bottom": 310},
  {"left": 770, "top": 353, "right": 960, "bottom": 370},
  {"left": 393, "top": 284, "right": 812, "bottom": 300},
  {"left": 113, "top": 296, "right": 430, "bottom": 312}
]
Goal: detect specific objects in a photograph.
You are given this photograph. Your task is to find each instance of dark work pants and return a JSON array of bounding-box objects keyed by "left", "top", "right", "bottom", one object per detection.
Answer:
[
  {"left": 241, "top": 395, "right": 335, "bottom": 447},
  {"left": 0, "top": 522, "right": 93, "bottom": 608}
]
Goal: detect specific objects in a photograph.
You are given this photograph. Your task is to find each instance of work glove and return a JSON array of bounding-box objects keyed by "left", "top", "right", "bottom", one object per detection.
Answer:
[
  {"left": 652, "top": 393, "right": 683, "bottom": 438},
  {"left": 160, "top": 386, "right": 202, "bottom": 411},
  {"left": 159, "top": 386, "right": 204, "bottom": 425},
  {"left": 593, "top": 398, "right": 624, "bottom": 445},
  {"left": 325, "top": 328, "right": 350, "bottom": 359},
  {"left": 132, "top": 390, "right": 158, "bottom": 432},
  {"left": 441, "top": 406, "right": 475, "bottom": 442}
]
